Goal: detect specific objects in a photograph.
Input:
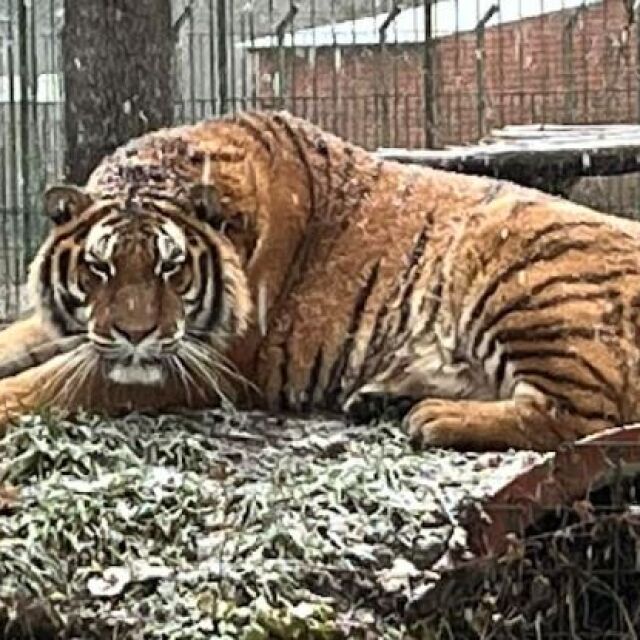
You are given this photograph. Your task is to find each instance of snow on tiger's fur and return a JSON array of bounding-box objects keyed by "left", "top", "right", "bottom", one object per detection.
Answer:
[{"left": 0, "top": 110, "right": 638, "bottom": 451}]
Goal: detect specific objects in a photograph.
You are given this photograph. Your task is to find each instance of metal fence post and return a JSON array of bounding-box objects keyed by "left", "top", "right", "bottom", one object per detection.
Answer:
[
  {"left": 422, "top": 0, "right": 436, "bottom": 149},
  {"left": 217, "top": 0, "right": 228, "bottom": 114},
  {"left": 275, "top": 3, "right": 297, "bottom": 110},
  {"left": 475, "top": 4, "right": 499, "bottom": 140},
  {"left": 378, "top": 2, "right": 401, "bottom": 149},
  {"left": 636, "top": 2, "right": 640, "bottom": 123},
  {"left": 563, "top": 6, "right": 586, "bottom": 123},
  {"left": 18, "top": 0, "right": 29, "bottom": 277}
]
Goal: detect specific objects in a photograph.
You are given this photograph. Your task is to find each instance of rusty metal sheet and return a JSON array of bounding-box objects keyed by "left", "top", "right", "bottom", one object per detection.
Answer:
[{"left": 464, "top": 424, "right": 640, "bottom": 558}]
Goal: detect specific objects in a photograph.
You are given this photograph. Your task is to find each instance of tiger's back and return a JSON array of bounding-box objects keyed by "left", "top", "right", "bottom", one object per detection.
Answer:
[
  {"left": 0, "top": 110, "right": 638, "bottom": 451},
  {"left": 239, "top": 131, "right": 640, "bottom": 449}
]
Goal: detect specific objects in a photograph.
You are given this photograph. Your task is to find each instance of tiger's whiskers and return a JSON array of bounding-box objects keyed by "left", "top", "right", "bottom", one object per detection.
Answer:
[
  {"left": 182, "top": 335, "right": 259, "bottom": 396},
  {"left": 175, "top": 339, "right": 246, "bottom": 410}
]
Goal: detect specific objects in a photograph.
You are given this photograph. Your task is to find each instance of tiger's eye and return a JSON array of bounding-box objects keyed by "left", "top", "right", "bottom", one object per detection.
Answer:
[
  {"left": 89, "top": 261, "right": 110, "bottom": 277},
  {"left": 160, "top": 259, "right": 182, "bottom": 276},
  {"left": 84, "top": 253, "right": 111, "bottom": 280}
]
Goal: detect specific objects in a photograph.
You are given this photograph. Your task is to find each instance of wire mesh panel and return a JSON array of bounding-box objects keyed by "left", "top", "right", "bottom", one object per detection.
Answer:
[
  {"left": 0, "top": 0, "right": 62, "bottom": 319},
  {"left": 1, "top": 3, "right": 640, "bottom": 638},
  {"left": 2, "top": 0, "right": 640, "bottom": 318},
  {"left": 173, "top": 0, "right": 635, "bottom": 147}
]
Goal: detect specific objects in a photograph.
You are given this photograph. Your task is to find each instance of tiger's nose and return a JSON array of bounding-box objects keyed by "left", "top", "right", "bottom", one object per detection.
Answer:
[{"left": 112, "top": 323, "right": 158, "bottom": 345}]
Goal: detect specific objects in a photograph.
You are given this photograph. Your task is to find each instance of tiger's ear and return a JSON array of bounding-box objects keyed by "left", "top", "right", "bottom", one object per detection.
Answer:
[{"left": 43, "top": 185, "right": 94, "bottom": 225}]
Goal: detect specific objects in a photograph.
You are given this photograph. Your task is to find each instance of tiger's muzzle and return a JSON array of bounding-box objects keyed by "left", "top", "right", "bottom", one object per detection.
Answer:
[
  {"left": 88, "top": 273, "right": 186, "bottom": 386},
  {"left": 91, "top": 320, "right": 186, "bottom": 386}
]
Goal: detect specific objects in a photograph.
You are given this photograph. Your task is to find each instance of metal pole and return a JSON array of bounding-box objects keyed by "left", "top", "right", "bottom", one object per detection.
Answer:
[
  {"left": 422, "top": 0, "right": 436, "bottom": 148},
  {"left": 239, "top": 8, "right": 247, "bottom": 110},
  {"left": 635, "top": 3, "right": 640, "bottom": 122},
  {"left": 7, "top": 0, "right": 19, "bottom": 312},
  {"left": 311, "top": 0, "right": 318, "bottom": 121},
  {"left": 188, "top": 7, "right": 195, "bottom": 123},
  {"left": 289, "top": 0, "right": 296, "bottom": 115},
  {"left": 208, "top": 0, "right": 216, "bottom": 115},
  {"left": 29, "top": 0, "right": 43, "bottom": 226},
  {"left": 217, "top": 0, "right": 228, "bottom": 114},
  {"left": 248, "top": 6, "right": 256, "bottom": 109},
  {"left": 275, "top": 3, "right": 298, "bottom": 110},
  {"left": 378, "top": 2, "right": 401, "bottom": 148},
  {"left": 17, "top": 0, "right": 29, "bottom": 285},
  {"left": 229, "top": 0, "right": 236, "bottom": 113},
  {"left": 563, "top": 6, "right": 585, "bottom": 123},
  {"left": 475, "top": 4, "right": 499, "bottom": 139},
  {"left": 0, "top": 31, "right": 10, "bottom": 318}
]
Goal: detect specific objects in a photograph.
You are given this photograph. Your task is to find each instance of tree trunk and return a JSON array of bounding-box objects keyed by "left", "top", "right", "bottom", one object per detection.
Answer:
[{"left": 62, "top": 0, "right": 173, "bottom": 185}]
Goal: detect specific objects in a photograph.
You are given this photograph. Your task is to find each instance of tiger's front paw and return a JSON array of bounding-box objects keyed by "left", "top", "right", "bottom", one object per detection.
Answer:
[
  {"left": 343, "top": 389, "right": 415, "bottom": 423},
  {"left": 403, "top": 399, "right": 473, "bottom": 449}
]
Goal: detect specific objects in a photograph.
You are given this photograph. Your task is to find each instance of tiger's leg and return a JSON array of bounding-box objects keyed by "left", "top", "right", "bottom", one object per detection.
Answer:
[
  {"left": 405, "top": 382, "right": 612, "bottom": 452},
  {"left": 0, "top": 343, "right": 222, "bottom": 436},
  {"left": 0, "top": 347, "right": 88, "bottom": 435},
  {"left": 0, "top": 314, "right": 81, "bottom": 379}
]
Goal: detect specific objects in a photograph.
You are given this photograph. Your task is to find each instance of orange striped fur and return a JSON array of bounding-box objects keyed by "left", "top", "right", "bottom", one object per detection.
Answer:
[{"left": 0, "top": 111, "right": 639, "bottom": 451}]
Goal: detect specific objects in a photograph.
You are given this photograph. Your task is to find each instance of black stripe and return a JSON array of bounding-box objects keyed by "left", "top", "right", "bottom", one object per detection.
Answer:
[
  {"left": 471, "top": 268, "right": 632, "bottom": 356},
  {"left": 72, "top": 225, "right": 93, "bottom": 243},
  {"left": 187, "top": 251, "right": 210, "bottom": 318},
  {"left": 513, "top": 366, "right": 617, "bottom": 403},
  {"left": 363, "top": 247, "right": 438, "bottom": 367},
  {"left": 247, "top": 111, "right": 286, "bottom": 150},
  {"left": 175, "top": 252, "right": 194, "bottom": 295},
  {"left": 482, "top": 322, "right": 616, "bottom": 375},
  {"left": 250, "top": 115, "right": 324, "bottom": 378},
  {"left": 278, "top": 322, "right": 294, "bottom": 411},
  {"left": 478, "top": 289, "right": 618, "bottom": 360},
  {"left": 468, "top": 237, "right": 594, "bottom": 332},
  {"left": 304, "top": 347, "right": 324, "bottom": 411},
  {"left": 520, "top": 220, "right": 609, "bottom": 246},
  {"left": 57, "top": 249, "right": 84, "bottom": 321},
  {"left": 39, "top": 252, "right": 52, "bottom": 292},
  {"left": 364, "top": 222, "right": 429, "bottom": 357},
  {"left": 141, "top": 193, "right": 191, "bottom": 215},
  {"left": 58, "top": 292, "right": 82, "bottom": 322},
  {"left": 353, "top": 259, "right": 444, "bottom": 395},
  {"left": 272, "top": 113, "right": 317, "bottom": 221},
  {"left": 234, "top": 113, "right": 275, "bottom": 156},
  {"left": 516, "top": 377, "right": 617, "bottom": 424},
  {"left": 57, "top": 249, "right": 71, "bottom": 290},
  {"left": 51, "top": 248, "right": 84, "bottom": 329},
  {"left": 326, "top": 261, "right": 381, "bottom": 406},
  {"left": 189, "top": 247, "right": 223, "bottom": 333},
  {"left": 465, "top": 221, "right": 612, "bottom": 333},
  {"left": 501, "top": 347, "right": 616, "bottom": 397},
  {"left": 206, "top": 244, "right": 224, "bottom": 330},
  {"left": 398, "top": 224, "right": 430, "bottom": 334},
  {"left": 54, "top": 204, "right": 117, "bottom": 245}
]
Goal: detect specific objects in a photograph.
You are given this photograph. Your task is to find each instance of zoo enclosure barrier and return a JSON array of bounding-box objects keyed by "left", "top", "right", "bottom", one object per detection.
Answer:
[{"left": 1, "top": 0, "right": 640, "bottom": 319}]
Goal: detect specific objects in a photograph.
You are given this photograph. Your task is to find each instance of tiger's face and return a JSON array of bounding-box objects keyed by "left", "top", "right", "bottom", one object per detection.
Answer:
[
  {"left": 83, "top": 214, "right": 189, "bottom": 385},
  {"left": 31, "top": 185, "right": 251, "bottom": 388}
]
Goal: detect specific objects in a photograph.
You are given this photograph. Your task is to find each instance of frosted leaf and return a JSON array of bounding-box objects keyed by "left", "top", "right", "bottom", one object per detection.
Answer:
[
  {"left": 377, "top": 557, "right": 419, "bottom": 592},
  {"left": 87, "top": 566, "right": 132, "bottom": 597}
]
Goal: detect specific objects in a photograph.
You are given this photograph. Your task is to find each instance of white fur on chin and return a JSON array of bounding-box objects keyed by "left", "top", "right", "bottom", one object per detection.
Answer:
[{"left": 107, "top": 363, "right": 165, "bottom": 385}]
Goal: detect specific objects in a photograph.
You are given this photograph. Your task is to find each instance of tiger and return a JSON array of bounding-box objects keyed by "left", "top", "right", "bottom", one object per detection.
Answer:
[{"left": 0, "top": 110, "right": 639, "bottom": 451}]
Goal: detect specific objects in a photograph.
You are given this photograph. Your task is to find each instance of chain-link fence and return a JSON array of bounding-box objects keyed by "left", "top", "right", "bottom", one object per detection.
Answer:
[{"left": 2, "top": 0, "right": 640, "bottom": 318}]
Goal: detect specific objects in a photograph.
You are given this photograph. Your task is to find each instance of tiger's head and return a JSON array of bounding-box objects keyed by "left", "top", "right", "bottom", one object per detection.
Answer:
[{"left": 30, "top": 183, "right": 252, "bottom": 389}]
